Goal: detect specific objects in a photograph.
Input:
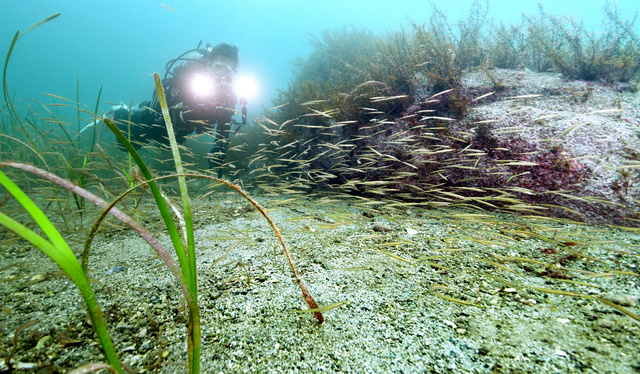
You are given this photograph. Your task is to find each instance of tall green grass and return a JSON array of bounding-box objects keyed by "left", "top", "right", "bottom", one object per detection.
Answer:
[
  {"left": 1, "top": 16, "right": 323, "bottom": 370},
  {"left": 0, "top": 166, "right": 123, "bottom": 372},
  {"left": 1, "top": 109, "right": 323, "bottom": 373}
]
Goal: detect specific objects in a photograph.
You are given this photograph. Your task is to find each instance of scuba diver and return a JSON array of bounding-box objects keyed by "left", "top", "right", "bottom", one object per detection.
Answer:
[{"left": 111, "top": 42, "right": 249, "bottom": 172}]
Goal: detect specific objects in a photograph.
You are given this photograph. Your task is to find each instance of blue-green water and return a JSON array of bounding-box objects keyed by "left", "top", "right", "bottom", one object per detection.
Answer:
[{"left": 1, "top": 0, "right": 637, "bottom": 118}]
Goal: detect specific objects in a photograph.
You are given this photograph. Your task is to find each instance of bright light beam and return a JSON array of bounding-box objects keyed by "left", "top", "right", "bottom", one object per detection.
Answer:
[
  {"left": 236, "top": 76, "right": 257, "bottom": 99},
  {"left": 191, "top": 74, "right": 214, "bottom": 97}
]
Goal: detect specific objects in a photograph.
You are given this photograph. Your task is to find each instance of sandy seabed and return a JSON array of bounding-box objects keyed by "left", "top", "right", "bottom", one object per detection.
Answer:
[{"left": 0, "top": 191, "right": 639, "bottom": 373}]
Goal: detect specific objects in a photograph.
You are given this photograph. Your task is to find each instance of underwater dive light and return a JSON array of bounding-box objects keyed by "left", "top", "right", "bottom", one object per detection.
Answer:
[
  {"left": 191, "top": 73, "right": 214, "bottom": 97},
  {"left": 236, "top": 76, "right": 257, "bottom": 99}
]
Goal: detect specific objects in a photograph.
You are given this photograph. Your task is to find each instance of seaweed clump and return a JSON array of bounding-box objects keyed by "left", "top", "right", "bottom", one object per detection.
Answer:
[
  {"left": 233, "top": 0, "right": 640, "bottom": 225},
  {"left": 523, "top": 3, "right": 640, "bottom": 82}
]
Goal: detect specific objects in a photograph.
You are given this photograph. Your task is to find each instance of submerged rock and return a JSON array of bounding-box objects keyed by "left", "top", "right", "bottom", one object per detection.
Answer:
[{"left": 248, "top": 68, "right": 640, "bottom": 226}]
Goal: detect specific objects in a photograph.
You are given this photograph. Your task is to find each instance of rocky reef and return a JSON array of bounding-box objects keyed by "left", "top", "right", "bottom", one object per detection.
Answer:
[{"left": 223, "top": 2, "right": 640, "bottom": 226}]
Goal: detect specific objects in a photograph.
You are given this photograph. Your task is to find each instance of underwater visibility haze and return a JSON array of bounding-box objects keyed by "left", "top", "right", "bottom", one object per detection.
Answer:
[
  {"left": 2, "top": 0, "right": 637, "bottom": 112},
  {"left": 1, "top": 0, "right": 640, "bottom": 373}
]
